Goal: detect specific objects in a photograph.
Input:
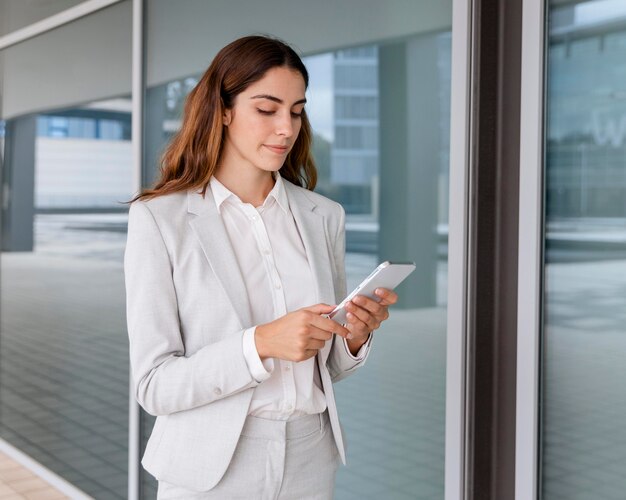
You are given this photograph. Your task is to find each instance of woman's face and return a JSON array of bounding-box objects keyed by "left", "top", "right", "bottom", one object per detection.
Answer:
[{"left": 221, "top": 66, "right": 306, "bottom": 175}]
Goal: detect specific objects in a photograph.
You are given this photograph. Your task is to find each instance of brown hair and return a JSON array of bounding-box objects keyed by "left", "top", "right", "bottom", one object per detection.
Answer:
[{"left": 127, "top": 35, "right": 317, "bottom": 203}]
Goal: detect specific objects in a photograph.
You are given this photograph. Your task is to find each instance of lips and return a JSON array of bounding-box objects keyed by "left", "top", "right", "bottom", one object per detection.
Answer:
[{"left": 264, "top": 144, "right": 289, "bottom": 154}]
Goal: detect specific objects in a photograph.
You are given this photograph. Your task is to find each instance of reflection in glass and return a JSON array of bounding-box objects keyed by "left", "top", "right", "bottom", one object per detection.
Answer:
[
  {"left": 0, "top": 97, "right": 132, "bottom": 498},
  {"left": 542, "top": 1, "right": 626, "bottom": 499}
]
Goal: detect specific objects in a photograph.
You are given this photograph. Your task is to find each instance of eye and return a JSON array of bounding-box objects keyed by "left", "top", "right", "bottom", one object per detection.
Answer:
[{"left": 257, "top": 109, "right": 275, "bottom": 115}]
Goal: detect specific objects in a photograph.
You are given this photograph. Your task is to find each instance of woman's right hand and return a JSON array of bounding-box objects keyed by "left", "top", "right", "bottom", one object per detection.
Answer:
[{"left": 254, "top": 304, "right": 351, "bottom": 362}]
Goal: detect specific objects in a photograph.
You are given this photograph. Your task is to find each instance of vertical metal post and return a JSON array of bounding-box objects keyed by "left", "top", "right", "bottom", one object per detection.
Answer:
[
  {"left": 460, "top": 0, "right": 525, "bottom": 497},
  {"left": 445, "top": 0, "right": 472, "bottom": 498},
  {"left": 128, "top": 0, "right": 144, "bottom": 499},
  {"left": 516, "top": 0, "right": 547, "bottom": 498}
]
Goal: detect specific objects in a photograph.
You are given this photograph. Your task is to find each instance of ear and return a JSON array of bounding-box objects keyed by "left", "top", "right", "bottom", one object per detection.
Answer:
[{"left": 223, "top": 108, "right": 232, "bottom": 126}]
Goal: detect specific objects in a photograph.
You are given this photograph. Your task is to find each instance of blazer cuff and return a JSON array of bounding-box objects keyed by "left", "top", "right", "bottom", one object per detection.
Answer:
[
  {"left": 343, "top": 332, "right": 373, "bottom": 360},
  {"left": 243, "top": 326, "right": 274, "bottom": 382}
]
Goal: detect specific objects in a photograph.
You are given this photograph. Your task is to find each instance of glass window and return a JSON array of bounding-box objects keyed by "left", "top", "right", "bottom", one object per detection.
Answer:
[
  {"left": 0, "top": 3, "right": 132, "bottom": 499},
  {"left": 142, "top": 3, "right": 452, "bottom": 498},
  {"left": 541, "top": 1, "right": 626, "bottom": 498}
]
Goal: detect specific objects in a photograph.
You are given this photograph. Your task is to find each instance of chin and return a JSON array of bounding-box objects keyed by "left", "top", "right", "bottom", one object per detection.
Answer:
[{"left": 259, "top": 163, "right": 284, "bottom": 173}]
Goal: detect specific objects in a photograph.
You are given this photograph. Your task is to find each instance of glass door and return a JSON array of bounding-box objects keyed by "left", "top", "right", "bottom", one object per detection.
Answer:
[
  {"left": 517, "top": 1, "right": 626, "bottom": 498},
  {"left": 138, "top": 1, "right": 461, "bottom": 498},
  {"left": 541, "top": 1, "right": 626, "bottom": 498}
]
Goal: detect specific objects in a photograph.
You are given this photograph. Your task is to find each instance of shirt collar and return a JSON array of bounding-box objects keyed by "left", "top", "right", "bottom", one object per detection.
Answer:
[
  {"left": 269, "top": 171, "right": 289, "bottom": 213},
  {"left": 209, "top": 171, "right": 289, "bottom": 214},
  {"left": 208, "top": 175, "right": 233, "bottom": 213}
]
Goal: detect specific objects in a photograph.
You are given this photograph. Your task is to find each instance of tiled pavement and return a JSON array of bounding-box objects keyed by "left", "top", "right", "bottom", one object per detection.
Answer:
[
  {"left": 1, "top": 216, "right": 129, "bottom": 499},
  {"left": 0, "top": 451, "right": 68, "bottom": 499},
  {"left": 541, "top": 260, "right": 626, "bottom": 500}
]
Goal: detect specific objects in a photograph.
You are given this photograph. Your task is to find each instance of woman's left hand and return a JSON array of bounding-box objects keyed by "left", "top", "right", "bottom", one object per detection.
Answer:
[{"left": 344, "top": 287, "right": 398, "bottom": 348}]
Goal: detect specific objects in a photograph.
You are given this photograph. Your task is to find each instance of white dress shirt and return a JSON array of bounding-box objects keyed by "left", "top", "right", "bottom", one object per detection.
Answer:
[{"left": 209, "top": 171, "right": 368, "bottom": 421}]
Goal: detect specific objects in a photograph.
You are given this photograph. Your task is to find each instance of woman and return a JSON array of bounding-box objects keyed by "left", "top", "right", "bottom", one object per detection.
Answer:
[{"left": 124, "top": 35, "right": 398, "bottom": 499}]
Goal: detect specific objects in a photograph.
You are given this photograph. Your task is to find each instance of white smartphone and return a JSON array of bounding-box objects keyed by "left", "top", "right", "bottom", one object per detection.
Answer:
[{"left": 327, "top": 261, "right": 416, "bottom": 324}]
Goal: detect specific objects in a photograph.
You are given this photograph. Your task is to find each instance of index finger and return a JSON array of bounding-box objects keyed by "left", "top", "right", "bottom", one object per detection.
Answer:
[
  {"left": 311, "top": 314, "right": 351, "bottom": 339},
  {"left": 374, "top": 288, "right": 399, "bottom": 306}
]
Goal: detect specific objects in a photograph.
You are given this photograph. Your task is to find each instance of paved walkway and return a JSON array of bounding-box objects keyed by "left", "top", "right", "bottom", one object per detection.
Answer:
[{"left": 0, "top": 451, "right": 68, "bottom": 499}]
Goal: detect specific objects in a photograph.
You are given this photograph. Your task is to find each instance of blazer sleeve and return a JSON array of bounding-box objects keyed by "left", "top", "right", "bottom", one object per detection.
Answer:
[
  {"left": 124, "top": 202, "right": 260, "bottom": 416},
  {"left": 326, "top": 203, "right": 373, "bottom": 383}
]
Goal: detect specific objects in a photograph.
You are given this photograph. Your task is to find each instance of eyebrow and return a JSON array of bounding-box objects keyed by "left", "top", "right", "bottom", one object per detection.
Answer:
[{"left": 250, "top": 94, "right": 307, "bottom": 106}]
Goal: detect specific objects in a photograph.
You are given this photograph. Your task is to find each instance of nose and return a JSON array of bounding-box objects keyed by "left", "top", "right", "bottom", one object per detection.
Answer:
[{"left": 275, "top": 111, "right": 294, "bottom": 138}]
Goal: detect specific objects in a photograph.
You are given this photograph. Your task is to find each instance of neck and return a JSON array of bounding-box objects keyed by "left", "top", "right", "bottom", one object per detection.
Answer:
[{"left": 213, "top": 164, "right": 276, "bottom": 207}]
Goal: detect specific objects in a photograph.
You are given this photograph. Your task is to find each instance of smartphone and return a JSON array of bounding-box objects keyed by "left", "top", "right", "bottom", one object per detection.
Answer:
[{"left": 327, "top": 261, "right": 416, "bottom": 324}]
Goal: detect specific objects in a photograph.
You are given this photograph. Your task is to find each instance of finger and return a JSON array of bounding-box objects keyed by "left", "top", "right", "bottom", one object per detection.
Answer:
[
  {"left": 345, "top": 312, "right": 373, "bottom": 334},
  {"left": 299, "top": 339, "right": 325, "bottom": 352},
  {"left": 302, "top": 303, "right": 336, "bottom": 315},
  {"left": 346, "top": 305, "right": 378, "bottom": 331},
  {"left": 303, "top": 349, "right": 318, "bottom": 360},
  {"left": 348, "top": 300, "right": 387, "bottom": 328},
  {"left": 306, "top": 338, "right": 326, "bottom": 351},
  {"left": 311, "top": 315, "right": 351, "bottom": 338},
  {"left": 352, "top": 295, "right": 385, "bottom": 316},
  {"left": 374, "top": 288, "right": 398, "bottom": 306},
  {"left": 307, "top": 325, "right": 334, "bottom": 342},
  {"left": 345, "top": 300, "right": 373, "bottom": 324}
]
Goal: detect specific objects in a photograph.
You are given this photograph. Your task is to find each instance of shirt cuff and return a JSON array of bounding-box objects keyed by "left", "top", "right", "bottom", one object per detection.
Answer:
[
  {"left": 243, "top": 326, "right": 274, "bottom": 382},
  {"left": 343, "top": 332, "right": 373, "bottom": 360}
]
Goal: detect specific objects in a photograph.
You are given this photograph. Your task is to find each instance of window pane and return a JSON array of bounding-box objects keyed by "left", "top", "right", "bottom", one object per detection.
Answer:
[
  {"left": 0, "top": 5, "right": 132, "bottom": 499},
  {"left": 541, "top": 1, "right": 626, "bottom": 499},
  {"left": 142, "top": 3, "right": 452, "bottom": 498}
]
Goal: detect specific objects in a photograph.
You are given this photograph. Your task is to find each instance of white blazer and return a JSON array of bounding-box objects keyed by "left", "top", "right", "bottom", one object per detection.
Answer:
[{"left": 124, "top": 177, "right": 372, "bottom": 491}]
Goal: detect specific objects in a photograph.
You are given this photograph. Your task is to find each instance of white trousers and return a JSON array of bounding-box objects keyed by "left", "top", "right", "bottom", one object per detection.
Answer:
[{"left": 157, "top": 410, "right": 340, "bottom": 500}]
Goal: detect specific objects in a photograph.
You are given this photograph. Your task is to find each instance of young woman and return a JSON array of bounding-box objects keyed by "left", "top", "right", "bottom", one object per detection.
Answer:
[{"left": 124, "top": 35, "right": 398, "bottom": 499}]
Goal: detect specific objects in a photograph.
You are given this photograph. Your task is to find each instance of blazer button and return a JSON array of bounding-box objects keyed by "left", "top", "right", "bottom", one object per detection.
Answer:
[{"left": 213, "top": 387, "right": 222, "bottom": 396}]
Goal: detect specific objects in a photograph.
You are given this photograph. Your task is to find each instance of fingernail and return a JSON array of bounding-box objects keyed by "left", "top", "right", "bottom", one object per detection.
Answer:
[{"left": 375, "top": 289, "right": 384, "bottom": 296}]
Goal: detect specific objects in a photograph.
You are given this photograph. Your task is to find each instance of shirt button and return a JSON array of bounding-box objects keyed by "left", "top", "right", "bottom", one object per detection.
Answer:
[
  {"left": 286, "top": 404, "right": 293, "bottom": 411},
  {"left": 284, "top": 365, "right": 291, "bottom": 371},
  {"left": 275, "top": 282, "right": 281, "bottom": 289},
  {"left": 213, "top": 387, "right": 222, "bottom": 396},
  {"left": 251, "top": 215, "right": 258, "bottom": 221}
]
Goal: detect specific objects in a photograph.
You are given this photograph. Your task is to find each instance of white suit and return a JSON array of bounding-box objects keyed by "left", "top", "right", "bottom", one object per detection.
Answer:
[{"left": 124, "top": 177, "right": 372, "bottom": 491}]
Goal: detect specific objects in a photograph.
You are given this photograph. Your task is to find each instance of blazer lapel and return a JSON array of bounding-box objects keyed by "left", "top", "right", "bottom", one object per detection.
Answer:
[
  {"left": 187, "top": 188, "right": 252, "bottom": 330},
  {"left": 284, "top": 183, "right": 337, "bottom": 364},
  {"left": 284, "top": 182, "right": 336, "bottom": 306}
]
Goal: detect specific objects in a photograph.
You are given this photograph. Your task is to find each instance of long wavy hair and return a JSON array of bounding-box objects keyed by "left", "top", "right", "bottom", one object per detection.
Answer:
[{"left": 127, "top": 35, "right": 317, "bottom": 203}]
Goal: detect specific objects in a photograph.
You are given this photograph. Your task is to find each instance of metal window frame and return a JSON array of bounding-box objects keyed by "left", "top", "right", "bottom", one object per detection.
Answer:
[
  {"left": 129, "top": 2, "right": 144, "bottom": 498},
  {"left": 453, "top": 0, "right": 529, "bottom": 497},
  {"left": 445, "top": 0, "right": 473, "bottom": 498},
  {"left": 515, "top": 0, "right": 546, "bottom": 499}
]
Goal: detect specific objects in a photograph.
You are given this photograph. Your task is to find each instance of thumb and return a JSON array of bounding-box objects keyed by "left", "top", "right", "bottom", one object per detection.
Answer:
[{"left": 302, "top": 303, "right": 336, "bottom": 314}]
